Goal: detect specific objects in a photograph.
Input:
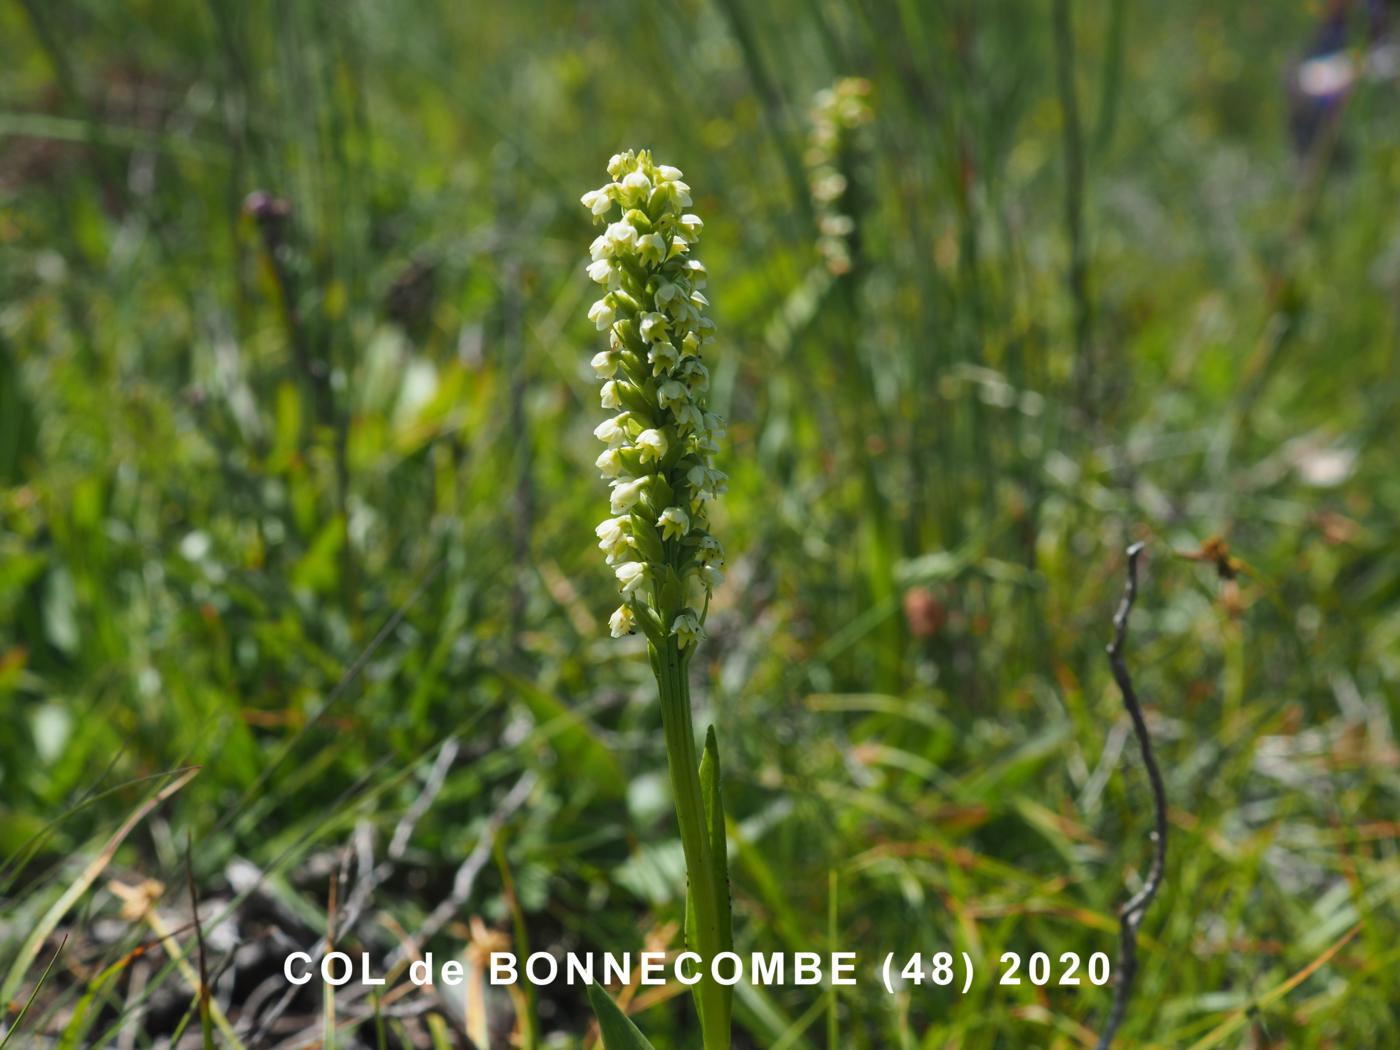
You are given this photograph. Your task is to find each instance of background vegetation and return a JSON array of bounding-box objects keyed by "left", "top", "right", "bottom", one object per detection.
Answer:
[{"left": 2, "top": 1, "right": 1398, "bottom": 1046}]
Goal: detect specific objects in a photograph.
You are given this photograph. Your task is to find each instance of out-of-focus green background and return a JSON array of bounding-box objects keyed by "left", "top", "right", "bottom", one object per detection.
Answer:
[{"left": 2, "top": 1, "right": 1398, "bottom": 1046}]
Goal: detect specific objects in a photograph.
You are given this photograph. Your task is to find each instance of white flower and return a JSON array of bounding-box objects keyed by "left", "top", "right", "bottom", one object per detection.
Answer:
[
  {"left": 588, "top": 298, "right": 615, "bottom": 331},
  {"left": 594, "top": 415, "right": 629, "bottom": 446},
  {"left": 654, "top": 281, "right": 680, "bottom": 309},
  {"left": 704, "top": 564, "right": 725, "bottom": 589},
  {"left": 637, "top": 232, "right": 665, "bottom": 266},
  {"left": 607, "top": 152, "right": 630, "bottom": 179},
  {"left": 596, "top": 516, "right": 630, "bottom": 555},
  {"left": 812, "top": 171, "right": 847, "bottom": 204},
  {"left": 696, "top": 430, "right": 720, "bottom": 455},
  {"left": 609, "top": 604, "right": 636, "bottom": 637},
  {"left": 668, "top": 296, "right": 699, "bottom": 325},
  {"left": 696, "top": 414, "right": 725, "bottom": 454},
  {"left": 605, "top": 221, "right": 638, "bottom": 253},
  {"left": 656, "top": 506, "right": 689, "bottom": 540},
  {"left": 595, "top": 448, "right": 623, "bottom": 477},
  {"left": 581, "top": 187, "right": 612, "bottom": 217},
  {"left": 673, "top": 402, "right": 704, "bottom": 432},
  {"left": 657, "top": 380, "right": 689, "bottom": 410},
  {"left": 610, "top": 476, "right": 648, "bottom": 513},
  {"left": 686, "top": 467, "right": 728, "bottom": 506},
  {"left": 615, "top": 560, "right": 647, "bottom": 596},
  {"left": 620, "top": 169, "right": 651, "bottom": 203},
  {"left": 648, "top": 340, "right": 679, "bottom": 375},
  {"left": 638, "top": 312, "right": 669, "bottom": 344},
  {"left": 600, "top": 381, "right": 621, "bottom": 409},
  {"left": 587, "top": 258, "right": 613, "bottom": 284},
  {"left": 678, "top": 359, "right": 709, "bottom": 392},
  {"left": 657, "top": 164, "right": 684, "bottom": 182},
  {"left": 636, "top": 428, "right": 669, "bottom": 463},
  {"left": 688, "top": 464, "right": 727, "bottom": 499},
  {"left": 682, "top": 331, "right": 702, "bottom": 355},
  {"left": 819, "top": 213, "right": 854, "bottom": 237},
  {"left": 678, "top": 213, "right": 704, "bottom": 240},
  {"left": 590, "top": 350, "right": 617, "bottom": 378},
  {"left": 697, "top": 534, "right": 725, "bottom": 564},
  {"left": 683, "top": 259, "right": 707, "bottom": 288},
  {"left": 671, "top": 610, "right": 703, "bottom": 648}
]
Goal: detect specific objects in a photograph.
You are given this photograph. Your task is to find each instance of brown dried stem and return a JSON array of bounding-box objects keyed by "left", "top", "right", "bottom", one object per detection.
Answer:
[{"left": 1095, "top": 542, "right": 1168, "bottom": 1050}]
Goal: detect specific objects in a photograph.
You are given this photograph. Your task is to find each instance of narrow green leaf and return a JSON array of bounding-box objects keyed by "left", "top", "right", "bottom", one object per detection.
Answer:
[
  {"left": 56, "top": 951, "right": 125, "bottom": 1050},
  {"left": 426, "top": 1012, "right": 455, "bottom": 1050},
  {"left": 586, "top": 984, "right": 658, "bottom": 1050},
  {"left": 700, "top": 726, "right": 734, "bottom": 1026},
  {"left": 0, "top": 935, "right": 66, "bottom": 1049}
]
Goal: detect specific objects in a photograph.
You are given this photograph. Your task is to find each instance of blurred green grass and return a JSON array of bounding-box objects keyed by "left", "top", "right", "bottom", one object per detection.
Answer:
[{"left": 2, "top": 1, "right": 1399, "bottom": 1046}]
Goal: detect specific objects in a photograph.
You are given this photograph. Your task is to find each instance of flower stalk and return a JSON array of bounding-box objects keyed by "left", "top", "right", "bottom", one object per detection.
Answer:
[{"left": 582, "top": 149, "right": 732, "bottom": 1048}]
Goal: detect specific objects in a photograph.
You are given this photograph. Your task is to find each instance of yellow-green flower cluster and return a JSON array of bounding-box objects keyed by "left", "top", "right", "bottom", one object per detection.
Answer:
[
  {"left": 583, "top": 150, "right": 726, "bottom": 648},
  {"left": 805, "top": 77, "right": 873, "bottom": 276}
]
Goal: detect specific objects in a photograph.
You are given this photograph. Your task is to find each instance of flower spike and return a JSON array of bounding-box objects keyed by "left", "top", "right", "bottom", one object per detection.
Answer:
[{"left": 583, "top": 150, "right": 724, "bottom": 648}]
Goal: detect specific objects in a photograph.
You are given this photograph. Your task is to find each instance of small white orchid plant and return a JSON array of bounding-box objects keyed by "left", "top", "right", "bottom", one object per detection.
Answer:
[
  {"left": 582, "top": 150, "right": 734, "bottom": 1050},
  {"left": 805, "top": 77, "right": 872, "bottom": 276}
]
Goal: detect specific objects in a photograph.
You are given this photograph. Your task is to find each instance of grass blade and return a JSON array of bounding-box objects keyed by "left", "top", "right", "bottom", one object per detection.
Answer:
[
  {"left": 0, "top": 766, "right": 200, "bottom": 1010},
  {"left": 587, "top": 983, "right": 658, "bottom": 1050},
  {"left": 0, "top": 935, "right": 67, "bottom": 1048}
]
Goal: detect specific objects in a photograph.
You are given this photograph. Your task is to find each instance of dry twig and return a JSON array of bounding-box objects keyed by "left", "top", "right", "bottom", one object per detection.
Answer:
[{"left": 1096, "top": 542, "right": 1168, "bottom": 1049}]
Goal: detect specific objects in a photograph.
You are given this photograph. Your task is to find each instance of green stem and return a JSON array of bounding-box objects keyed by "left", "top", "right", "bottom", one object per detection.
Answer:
[{"left": 654, "top": 636, "right": 730, "bottom": 1049}]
